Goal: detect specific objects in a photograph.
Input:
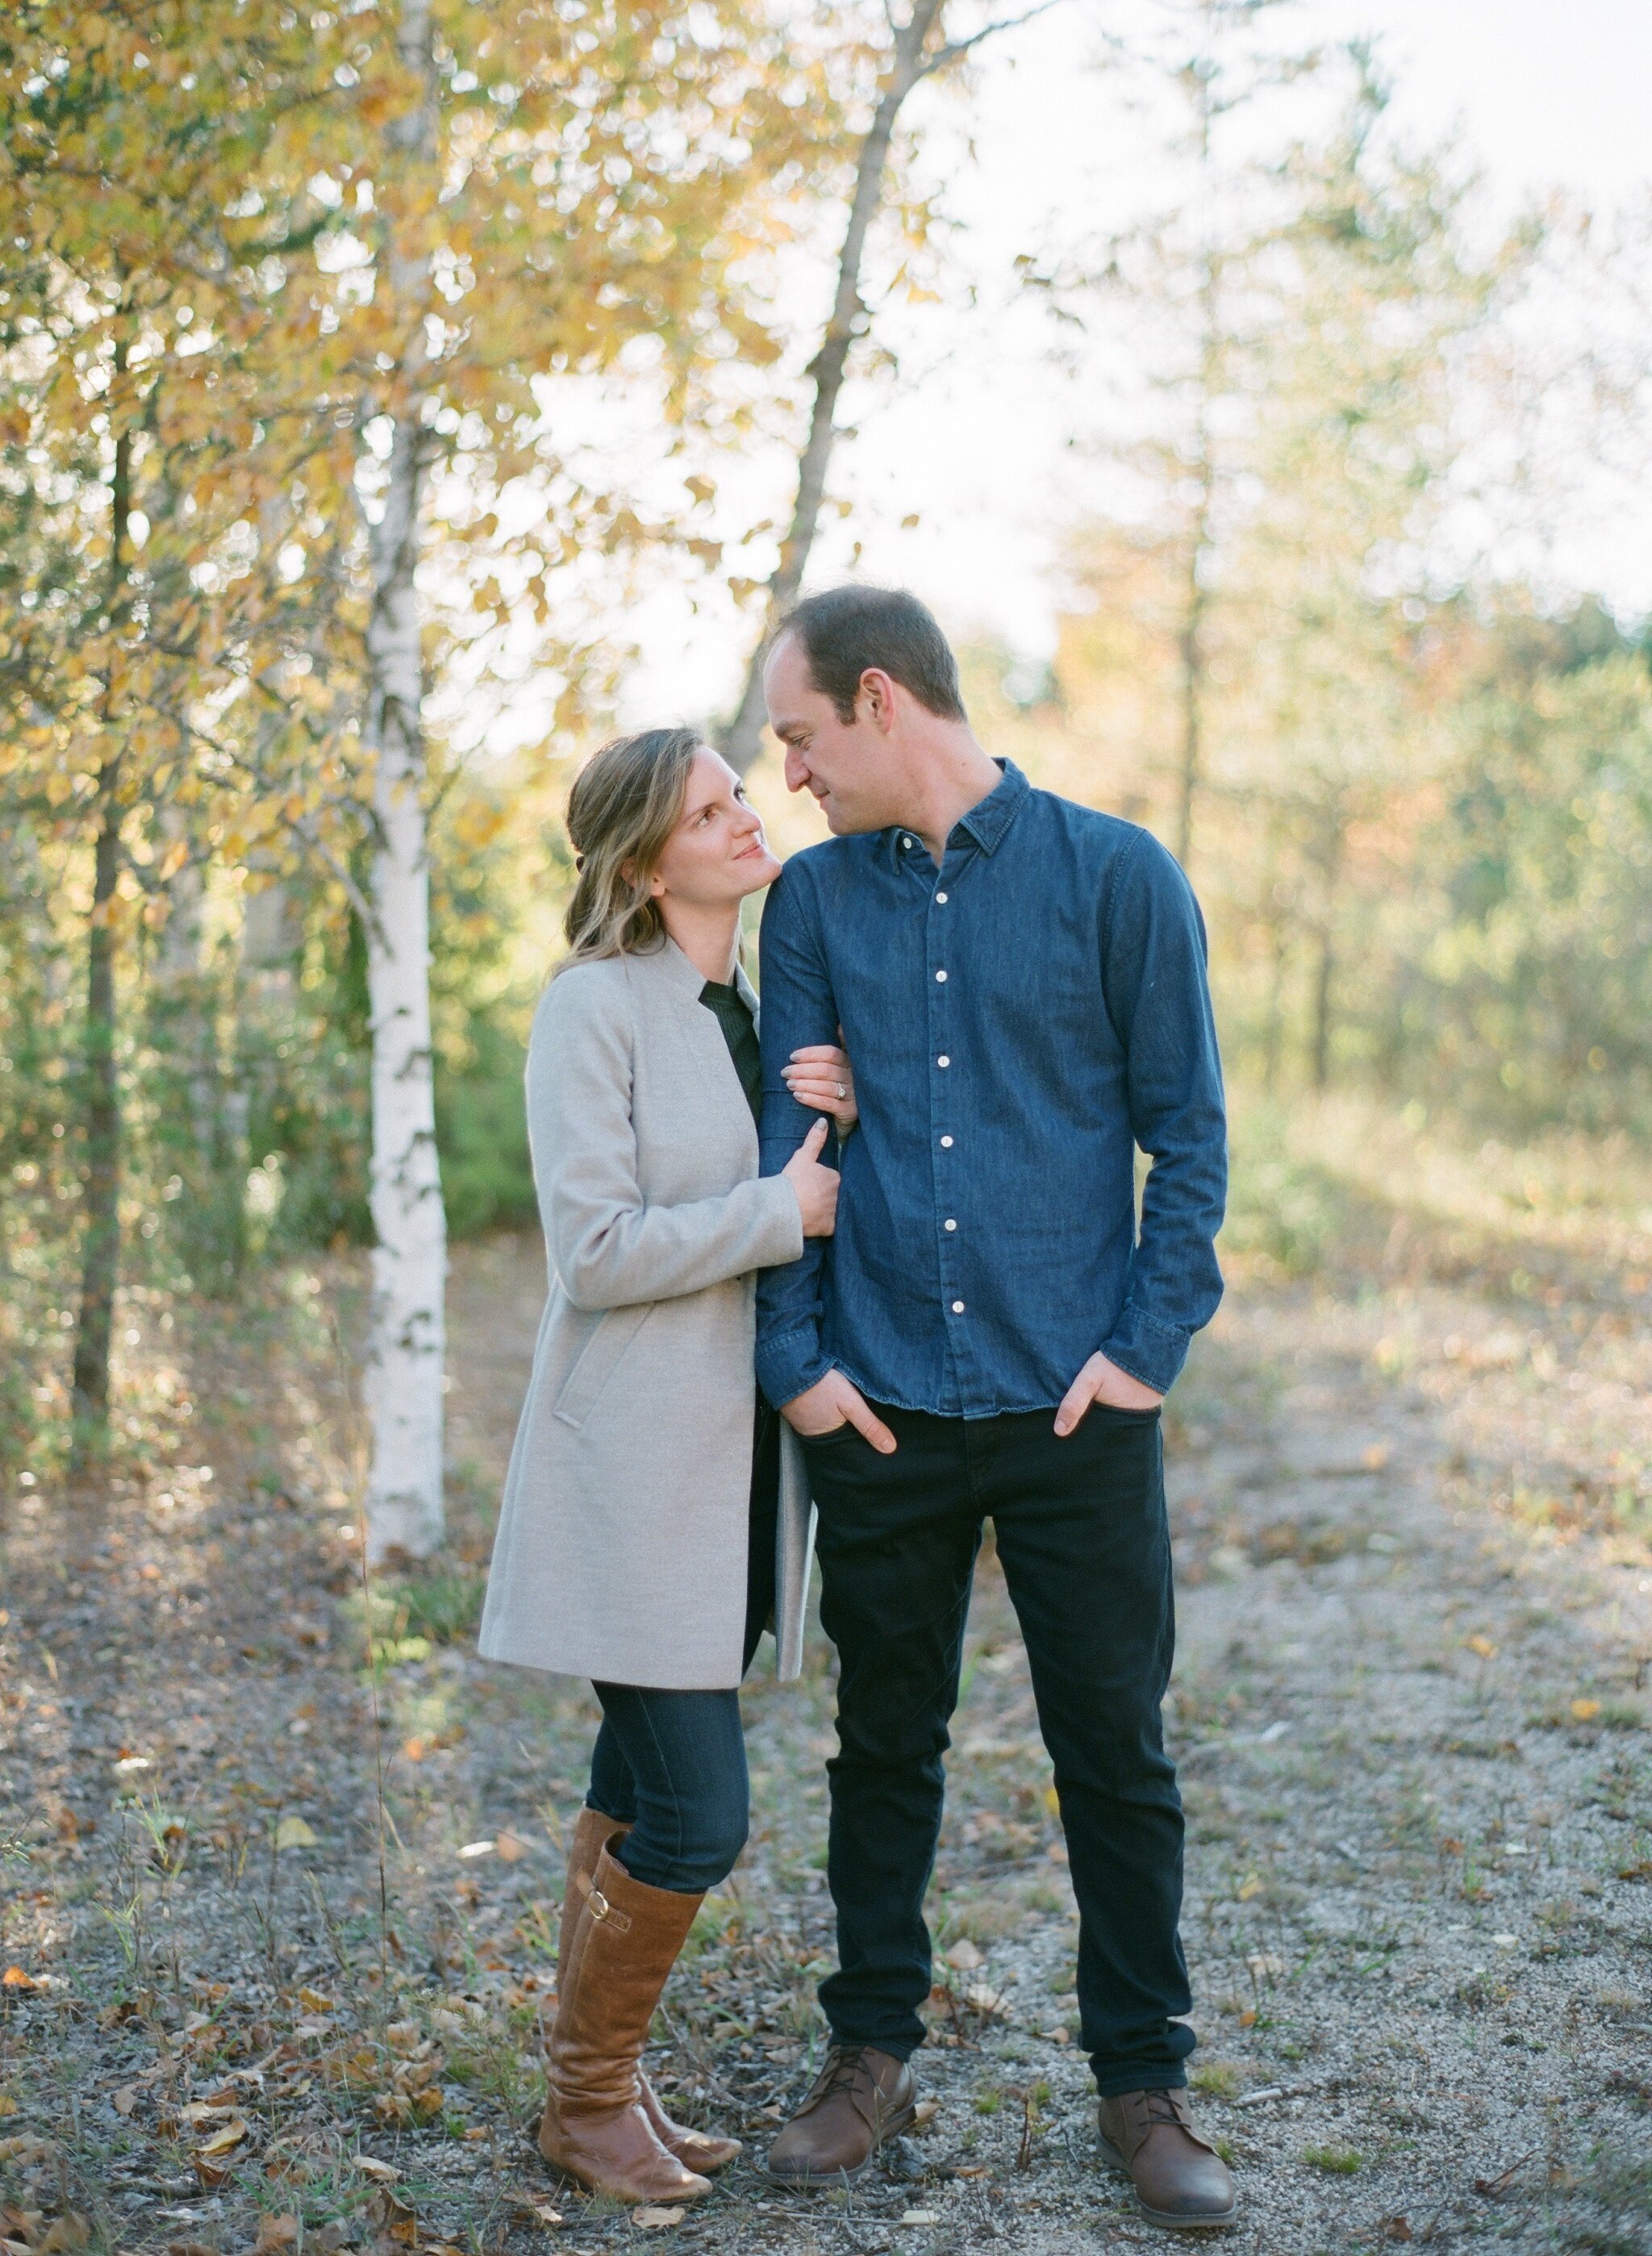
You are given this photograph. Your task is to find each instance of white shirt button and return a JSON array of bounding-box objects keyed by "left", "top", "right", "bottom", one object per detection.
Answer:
[
  {"left": 936, "top": 891, "right": 949, "bottom": 903},
  {"left": 901, "top": 835, "right": 913, "bottom": 849},
  {"left": 940, "top": 1134, "right": 953, "bottom": 1148},
  {"left": 945, "top": 1218, "right": 957, "bottom": 1231},
  {"left": 935, "top": 969, "right": 948, "bottom": 982},
  {"left": 937, "top": 1055, "right": 949, "bottom": 1067},
  {"left": 951, "top": 1300, "right": 966, "bottom": 1314}
]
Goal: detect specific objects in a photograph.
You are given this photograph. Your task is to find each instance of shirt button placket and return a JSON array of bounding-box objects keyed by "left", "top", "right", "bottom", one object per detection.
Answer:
[{"left": 930, "top": 860, "right": 964, "bottom": 1360}]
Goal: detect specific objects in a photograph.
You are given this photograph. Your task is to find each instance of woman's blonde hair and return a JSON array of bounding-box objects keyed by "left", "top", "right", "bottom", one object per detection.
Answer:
[{"left": 560, "top": 726, "right": 701, "bottom": 967}]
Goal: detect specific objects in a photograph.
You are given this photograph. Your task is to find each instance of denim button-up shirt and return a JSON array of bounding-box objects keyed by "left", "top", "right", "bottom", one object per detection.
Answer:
[{"left": 754, "top": 760, "right": 1226, "bottom": 1418}]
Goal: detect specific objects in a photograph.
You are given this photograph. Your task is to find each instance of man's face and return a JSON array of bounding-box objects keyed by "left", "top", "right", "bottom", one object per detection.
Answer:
[{"left": 763, "top": 631, "right": 904, "bottom": 835}]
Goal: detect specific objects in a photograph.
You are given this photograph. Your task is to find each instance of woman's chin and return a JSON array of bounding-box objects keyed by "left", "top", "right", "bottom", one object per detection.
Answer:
[{"left": 735, "top": 854, "right": 782, "bottom": 896}]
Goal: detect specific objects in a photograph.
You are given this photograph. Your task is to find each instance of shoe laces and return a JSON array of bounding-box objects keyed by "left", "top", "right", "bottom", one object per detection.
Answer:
[
  {"left": 1139, "top": 2089, "right": 1188, "bottom": 2130},
  {"left": 809, "top": 2044, "right": 871, "bottom": 2104}
]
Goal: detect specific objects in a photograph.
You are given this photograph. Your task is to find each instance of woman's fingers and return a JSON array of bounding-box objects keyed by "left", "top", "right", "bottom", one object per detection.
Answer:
[
  {"left": 787, "top": 1072, "right": 850, "bottom": 1103},
  {"left": 789, "top": 1044, "right": 848, "bottom": 1066},
  {"left": 801, "top": 1115, "right": 830, "bottom": 1156}
]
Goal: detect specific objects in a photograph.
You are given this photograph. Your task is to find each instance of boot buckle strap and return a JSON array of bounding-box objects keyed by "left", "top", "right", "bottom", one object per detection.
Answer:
[{"left": 575, "top": 1870, "right": 632, "bottom": 1932}]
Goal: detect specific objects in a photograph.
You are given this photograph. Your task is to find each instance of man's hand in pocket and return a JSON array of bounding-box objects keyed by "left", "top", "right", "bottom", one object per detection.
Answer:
[{"left": 781, "top": 1370, "right": 898, "bottom": 1452}]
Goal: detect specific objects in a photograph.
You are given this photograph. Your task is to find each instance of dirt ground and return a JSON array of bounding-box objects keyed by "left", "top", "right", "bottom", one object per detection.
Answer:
[{"left": 3, "top": 1120, "right": 1651, "bottom": 2255}]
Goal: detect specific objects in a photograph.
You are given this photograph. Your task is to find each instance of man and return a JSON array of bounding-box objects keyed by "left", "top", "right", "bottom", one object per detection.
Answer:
[{"left": 754, "top": 587, "right": 1233, "bottom": 2233}]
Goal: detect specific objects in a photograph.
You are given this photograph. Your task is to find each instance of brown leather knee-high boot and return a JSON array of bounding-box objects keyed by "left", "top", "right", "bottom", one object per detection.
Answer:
[
  {"left": 556, "top": 1807, "right": 741, "bottom": 2173},
  {"left": 537, "top": 1843, "right": 712, "bottom": 2204}
]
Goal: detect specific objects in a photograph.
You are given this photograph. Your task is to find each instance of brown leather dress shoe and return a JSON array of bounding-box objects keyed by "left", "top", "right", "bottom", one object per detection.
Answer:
[
  {"left": 765, "top": 2044, "right": 917, "bottom": 2187},
  {"left": 1097, "top": 2088, "right": 1237, "bottom": 2231},
  {"left": 556, "top": 1807, "right": 740, "bottom": 2173}
]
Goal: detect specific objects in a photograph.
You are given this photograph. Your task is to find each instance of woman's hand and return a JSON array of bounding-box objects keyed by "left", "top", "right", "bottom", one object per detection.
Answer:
[
  {"left": 781, "top": 1118, "right": 839, "bottom": 1239},
  {"left": 783, "top": 1042, "right": 857, "bottom": 1130}
]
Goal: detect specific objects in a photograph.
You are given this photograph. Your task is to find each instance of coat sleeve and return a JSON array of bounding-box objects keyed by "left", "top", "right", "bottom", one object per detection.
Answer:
[{"left": 531, "top": 968, "right": 804, "bottom": 1313}]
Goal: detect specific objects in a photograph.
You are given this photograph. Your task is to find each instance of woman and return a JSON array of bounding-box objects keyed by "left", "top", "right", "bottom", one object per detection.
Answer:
[{"left": 477, "top": 727, "right": 853, "bottom": 2206}]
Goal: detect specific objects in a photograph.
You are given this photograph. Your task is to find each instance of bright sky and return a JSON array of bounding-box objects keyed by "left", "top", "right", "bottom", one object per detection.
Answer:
[{"left": 507, "top": 0, "right": 1652, "bottom": 743}]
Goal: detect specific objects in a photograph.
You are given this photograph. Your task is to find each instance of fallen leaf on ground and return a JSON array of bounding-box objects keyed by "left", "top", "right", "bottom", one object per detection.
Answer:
[
  {"left": 273, "top": 1815, "right": 317, "bottom": 1852},
  {"left": 251, "top": 2219, "right": 298, "bottom": 2253},
  {"left": 944, "top": 1939, "right": 982, "bottom": 1972},
  {"left": 110, "top": 2087, "right": 137, "bottom": 2116},
  {"left": 1466, "top": 1635, "right": 1496, "bottom": 1658},
  {"left": 31, "top": 2222, "right": 90, "bottom": 2256},
  {"left": 900, "top": 2212, "right": 940, "bottom": 2228},
  {"left": 355, "top": 2155, "right": 400, "bottom": 2182},
  {"left": 911, "top": 2099, "right": 940, "bottom": 2129},
  {"left": 494, "top": 1830, "right": 528, "bottom": 1862},
  {"left": 1571, "top": 1698, "right": 1601, "bottom": 1721},
  {"left": 195, "top": 2118, "right": 249, "bottom": 2156},
  {"left": 296, "top": 1985, "right": 333, "bottom": 2013},
  {"left": 632, "top": 2209, "right": 685, "bottom": 2230},
  {"left": 368, "top": 2190, "right": 416, "bottom": 2245},
  {"left": 0, "top": 1970, "right": 37, "bottom": 1991}
]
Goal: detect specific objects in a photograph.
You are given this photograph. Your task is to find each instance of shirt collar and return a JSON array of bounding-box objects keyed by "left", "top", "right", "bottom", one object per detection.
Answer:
[
  {"left": 952, "top": 758, "right": 1029, "bottom": 855},
  {"left": 886, "top": 758, "right": 1029, "bottom": 869}
]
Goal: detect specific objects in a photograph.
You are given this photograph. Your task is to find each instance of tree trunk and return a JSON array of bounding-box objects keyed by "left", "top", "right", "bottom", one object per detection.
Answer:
[
  {"left": 1174, "top": 526, "right": 1207, "bottom": 868},
  {"left": 1309, "top": 922, "right": 1333, "bottom": 1089},
  {"left": 361, "top": 411, "right": 445, "bottom": 1563},
  {"left": 722, "top": 0, "right": 945, "bottom": 772},
  {"left": 1308, "top": 810, "right": 1343, "bottom": 1090},
  {"left": 357, "top": 0, "right": 445, "bottom": 1562},
  {"left": 69, "top": 785, "right": 123, "bottom": 1477},
  {"left": 69, "top": 410, "right": 131, "bottom": 1484}
]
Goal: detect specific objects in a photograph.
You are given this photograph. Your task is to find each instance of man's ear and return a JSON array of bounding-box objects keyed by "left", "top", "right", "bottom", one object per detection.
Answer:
[{"left": 857, "top": 667, "right": 899, "bottom": 734}]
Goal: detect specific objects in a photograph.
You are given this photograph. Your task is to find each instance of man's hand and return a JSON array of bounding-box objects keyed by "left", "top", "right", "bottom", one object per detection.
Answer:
[
  {"left": 781, "top": 1369, "right": 897, "bottom": 1453},
  {"left": 1053, "top": 1352, "right": 1164, "bottom": 1438}
]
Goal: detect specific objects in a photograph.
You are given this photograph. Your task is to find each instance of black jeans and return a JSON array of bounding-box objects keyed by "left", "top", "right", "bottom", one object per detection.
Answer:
[
  {"left": 587, "top": 1407, "right": 778, "bottom": 1894},
  {"left": 800, "top": 1399, "right": 1193, "bottom": 2098}
]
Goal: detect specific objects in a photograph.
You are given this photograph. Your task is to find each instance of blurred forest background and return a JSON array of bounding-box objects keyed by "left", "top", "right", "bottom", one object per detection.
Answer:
[{"left": 2, "top": 0, "right": 1650, "bottom": 1509}]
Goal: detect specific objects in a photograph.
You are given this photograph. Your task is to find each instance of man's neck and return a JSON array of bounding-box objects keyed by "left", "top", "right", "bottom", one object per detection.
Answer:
[
  {"left": 901, "top": 735, "right": 1003, "bottom": 865},
  {"left": 661, "top": 899, "right": 742, "bottom": 985}
]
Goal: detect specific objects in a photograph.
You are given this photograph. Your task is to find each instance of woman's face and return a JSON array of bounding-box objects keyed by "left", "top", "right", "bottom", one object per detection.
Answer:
[{"left": 649, "top": 746, "right": 781, "bottom": 909}]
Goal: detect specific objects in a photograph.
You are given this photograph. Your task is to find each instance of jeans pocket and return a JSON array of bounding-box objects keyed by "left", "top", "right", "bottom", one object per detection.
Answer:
[{"left": 799, "top": 1421, "right": 859, "bottom": 1447}]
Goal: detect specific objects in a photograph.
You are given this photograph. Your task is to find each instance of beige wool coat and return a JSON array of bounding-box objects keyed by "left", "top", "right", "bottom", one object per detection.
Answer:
[{"left": 478, "top": 937, "right": 819, "bottom": 1691}]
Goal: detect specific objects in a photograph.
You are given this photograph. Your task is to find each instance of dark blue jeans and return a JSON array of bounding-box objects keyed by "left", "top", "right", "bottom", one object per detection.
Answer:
[
  {"left": 799, "top": 1398, "right": 1193, "bottom": 2098},
  {"left": 587, "top": 1409, "right": 778, "bottom": 1894}
]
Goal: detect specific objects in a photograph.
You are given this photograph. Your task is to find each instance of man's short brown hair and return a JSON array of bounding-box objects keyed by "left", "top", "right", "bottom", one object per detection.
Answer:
[{"left": 777, "top": 585, "right": 966, "bottom": 724}]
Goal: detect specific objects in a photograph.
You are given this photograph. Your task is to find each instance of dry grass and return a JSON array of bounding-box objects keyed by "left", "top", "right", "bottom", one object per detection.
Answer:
[{"left": 2, "top": 1094, "right": 1651, "bottom": 2253}]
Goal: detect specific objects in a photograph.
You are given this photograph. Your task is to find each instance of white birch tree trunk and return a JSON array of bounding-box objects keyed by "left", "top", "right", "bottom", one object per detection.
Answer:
[{"left": 362, "top": 410, "right": 445, "bottom": 1560}]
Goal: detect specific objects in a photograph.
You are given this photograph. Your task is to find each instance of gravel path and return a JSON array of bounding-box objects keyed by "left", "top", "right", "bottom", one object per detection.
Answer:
[{"left": 2, "top": 1217, "right": 1649, "bottom": 2254}]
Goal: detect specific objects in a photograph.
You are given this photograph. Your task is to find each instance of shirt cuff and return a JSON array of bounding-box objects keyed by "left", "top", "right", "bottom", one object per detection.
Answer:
[
  {"left": 1099, "top": 1306, "right": 1191, "bottom": 1397},
  {"left": 756, "top": 1324, "right": 832, "bottom": 1413}
]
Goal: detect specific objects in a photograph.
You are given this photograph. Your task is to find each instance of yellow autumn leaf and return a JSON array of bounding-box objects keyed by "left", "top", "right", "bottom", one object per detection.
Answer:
[
  {"left": 196, "top": 2116, "right": 249, "bottom": 2156},
  {"left": 273, "top": 1815, "right": 318, "bottom": 1851},
  {"left": 1465, "top": 1635, "right": 1496, "bottom": 1659},
  {"left": 1571, "top": 1698, "right": 1601, "bottom": 1721}
]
